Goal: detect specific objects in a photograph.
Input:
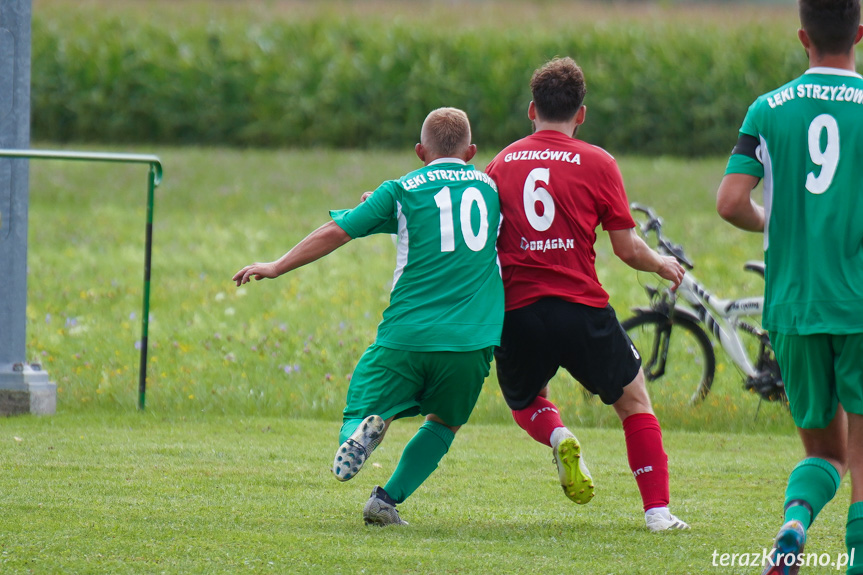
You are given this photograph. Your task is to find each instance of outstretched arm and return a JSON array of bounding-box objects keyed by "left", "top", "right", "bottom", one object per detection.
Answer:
[
  {"left": 233, "top": 220, "right": 352, "bottom": 286},
  {"left": 716, "top": 173, "right": 764, "bottom": 232},
  {"left": 607, "top": 228, "right": 685, "bottom": 289}
]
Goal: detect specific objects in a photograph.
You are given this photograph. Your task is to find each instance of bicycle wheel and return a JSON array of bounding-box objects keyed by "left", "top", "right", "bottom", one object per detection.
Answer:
[{"left": 621, "top": 311, "right": 716, "bottom": 406}]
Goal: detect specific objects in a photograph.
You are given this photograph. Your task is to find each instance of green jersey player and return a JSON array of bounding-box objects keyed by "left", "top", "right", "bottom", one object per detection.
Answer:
[
  {"left": 717, "top": 1, "right": 863, "bottom": 572},
  {"left": 234, "top": 108, "right": 503, "bottom": 526}
]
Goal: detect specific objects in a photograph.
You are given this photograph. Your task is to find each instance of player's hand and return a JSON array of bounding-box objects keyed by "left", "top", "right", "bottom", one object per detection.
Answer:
[
  {"left": 656, "top": 256, "right": 685, "bottom": 290},
  {"left": 233, "top": 263, "right": 278, "bottom": 286}
]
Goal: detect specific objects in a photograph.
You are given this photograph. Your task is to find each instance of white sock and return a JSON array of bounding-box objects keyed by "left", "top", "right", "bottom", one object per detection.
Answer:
[
  {"left": 645, "top": 506, "right": 670, "bottom": 519},
  {"left": 550, "top": 427, "right": 574, "bottom": 450}
]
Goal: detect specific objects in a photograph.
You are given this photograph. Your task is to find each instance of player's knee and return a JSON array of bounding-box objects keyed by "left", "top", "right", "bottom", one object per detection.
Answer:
[
  {"left": 613, "top": 374, "right": 654, "bottom": 420},
  {"left": 426, "top": 414, "right": 460, "bottom": 433}
]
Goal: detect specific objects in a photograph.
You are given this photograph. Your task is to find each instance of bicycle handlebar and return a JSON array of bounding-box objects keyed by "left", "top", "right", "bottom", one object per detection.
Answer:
[{"left": 630, "top": 202, "right": 695, "bottom": 270}]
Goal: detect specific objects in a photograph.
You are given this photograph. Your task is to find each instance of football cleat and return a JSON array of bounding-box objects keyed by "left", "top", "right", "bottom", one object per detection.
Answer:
[
  {"left": 759, "top": 520, "right": 805, "bottom": 575},
  {"left": 645, "top": 507, "right": 690, "bottom": 532},
  {"left": 363, "top": 486, "right": 408, "bottom": 526},
  {"left": 553, "top": 435, "right": 595, "bottom": 504},
  {"left": 333, "top": 415, "right": 385, "bottom": 482}
]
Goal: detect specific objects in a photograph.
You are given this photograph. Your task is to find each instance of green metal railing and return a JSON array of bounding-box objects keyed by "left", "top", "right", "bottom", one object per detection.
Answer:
[{"left": 0, "top": 149, "right": 163, "bottom": 410}]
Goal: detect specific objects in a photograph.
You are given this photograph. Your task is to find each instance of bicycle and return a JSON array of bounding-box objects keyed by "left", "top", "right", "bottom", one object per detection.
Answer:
[{"left": 620, "top": 203, "right": 785, "bottom": 409}]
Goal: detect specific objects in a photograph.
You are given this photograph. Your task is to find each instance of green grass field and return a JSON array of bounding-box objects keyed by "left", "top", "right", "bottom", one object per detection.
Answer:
[
  {"left": 4, "top": 2, "right": 849, "bottom": 574},
  {"left": 3, "top": 146, "right": 826, "bottom": 574},
  {"left": 1, "top": 412, "right": 852, "bottom": 574}
]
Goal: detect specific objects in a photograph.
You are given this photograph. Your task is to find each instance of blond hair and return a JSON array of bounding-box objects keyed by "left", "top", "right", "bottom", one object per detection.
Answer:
[{"left": 420, "top": 108, "right": 472, "bottom": 157}]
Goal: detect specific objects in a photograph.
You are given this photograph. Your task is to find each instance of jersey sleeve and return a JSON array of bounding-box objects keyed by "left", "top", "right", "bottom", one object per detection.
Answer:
[
  {"left": 597, "top": 156, "right": 636, "bottom": 231},
  {"left": 329, "top": 181, "right": 399, "bottom": 238},
  {"left": 725, "top": 101, "right": 765, "bottom": 179}
]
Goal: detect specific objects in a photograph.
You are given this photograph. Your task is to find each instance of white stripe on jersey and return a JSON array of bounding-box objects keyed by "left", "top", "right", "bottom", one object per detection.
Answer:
[
  {"left": 391, "top": 201, "right": 409, "bottom": 290},
  {"left": 760, "top": 134, "right": 774, "bottom": 252}
]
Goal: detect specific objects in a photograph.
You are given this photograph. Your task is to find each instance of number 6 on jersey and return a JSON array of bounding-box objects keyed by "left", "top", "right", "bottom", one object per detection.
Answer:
[{"left": 523, "top": 167, "right": 555, "bottom": 231}]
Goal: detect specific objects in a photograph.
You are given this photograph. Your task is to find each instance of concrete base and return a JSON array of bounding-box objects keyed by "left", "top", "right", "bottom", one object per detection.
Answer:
[{"left": 0, "top": 363, "right": 56, "bottom": 416}]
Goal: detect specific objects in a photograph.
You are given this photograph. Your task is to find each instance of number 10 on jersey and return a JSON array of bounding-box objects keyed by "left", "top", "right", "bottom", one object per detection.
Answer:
[{"left": 434, "top": 186, "right": 490, "bottom": 252}]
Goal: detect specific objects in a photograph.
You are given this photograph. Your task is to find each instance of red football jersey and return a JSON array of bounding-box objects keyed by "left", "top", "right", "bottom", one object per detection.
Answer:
[{"left": 485, "top": 130, "right": 635, "bottom": 311}]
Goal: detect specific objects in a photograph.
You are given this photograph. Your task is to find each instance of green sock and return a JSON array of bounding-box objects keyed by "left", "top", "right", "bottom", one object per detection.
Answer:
[
  {"left": 384, "top": 420, "right": 455, "bottom": 504},
  {"left": 338, "top": 419, "right": 363, "bottom": 445},
  {"left": 783, "top": 457, "right": 841, "bottom": 528},
  {"left": 847, "top": 502, "right": 863, "bottom": 575}
]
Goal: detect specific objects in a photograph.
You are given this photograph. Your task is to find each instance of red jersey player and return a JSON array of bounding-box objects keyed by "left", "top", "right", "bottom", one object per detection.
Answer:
[{"left": 485, "top": 57, "right": 689, "bottom": 532}]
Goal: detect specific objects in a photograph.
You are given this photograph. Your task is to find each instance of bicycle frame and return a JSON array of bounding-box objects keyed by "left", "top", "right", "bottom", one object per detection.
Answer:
[{"left": 665, "top": 268, "right": 765, "bottom": 379}]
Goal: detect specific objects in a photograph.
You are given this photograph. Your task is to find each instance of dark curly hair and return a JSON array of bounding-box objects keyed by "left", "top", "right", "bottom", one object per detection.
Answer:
[{"left": 530, "top": 57, "right": 587, "bottom": 123}]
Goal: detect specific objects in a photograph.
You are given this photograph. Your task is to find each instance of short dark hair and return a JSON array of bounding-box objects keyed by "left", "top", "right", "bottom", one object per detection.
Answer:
[
  {"left": 530, "top": 57, "right": 587, "bottom": 123},
  {"left": 799, "top": 0, "right": 861, "bottom": 54}
]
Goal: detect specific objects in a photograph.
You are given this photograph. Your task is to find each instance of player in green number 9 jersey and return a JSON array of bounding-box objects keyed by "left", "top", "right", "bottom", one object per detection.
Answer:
[
  {"left": 234, "top": 108, "right": 503, "bottom": 527},
  {"left": 717, "top": 1, "right": 863, "bottom": 572}
]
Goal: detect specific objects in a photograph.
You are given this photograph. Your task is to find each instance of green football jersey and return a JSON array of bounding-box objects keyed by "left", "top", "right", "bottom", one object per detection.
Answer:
[
  {"left": 331, "top": 158, "right": 504, "bottom": 351},
  {"left": 726, "top": 67, "right": 863, "bottom": 335}
]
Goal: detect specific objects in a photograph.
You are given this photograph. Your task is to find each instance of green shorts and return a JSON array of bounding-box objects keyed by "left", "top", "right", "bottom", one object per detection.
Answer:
[
  {"left": 771, "top": 331, "right": 863, "bottom": 429},
  {"left": 343, "top": 344, "right": 494, "bottom": 428}
]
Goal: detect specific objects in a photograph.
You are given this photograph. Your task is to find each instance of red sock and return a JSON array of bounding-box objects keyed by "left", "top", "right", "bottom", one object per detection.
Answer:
[
  {"left": 622, "top": 413, "right": 670, "bottom": 511},
  {"left": 512, "top": 396, "right": 565, "bottom": 447}
]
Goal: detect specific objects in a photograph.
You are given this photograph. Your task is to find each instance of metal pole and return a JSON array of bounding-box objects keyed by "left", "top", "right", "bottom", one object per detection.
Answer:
[
  {"left": 0, "top": 1, "right": 52, "bottom": 415},
  {"left": 138, "top": 163, "right": 156, "bottom": 410},
  {"left": 0, "top": 149, "right": 162, "bottom": 412}
]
